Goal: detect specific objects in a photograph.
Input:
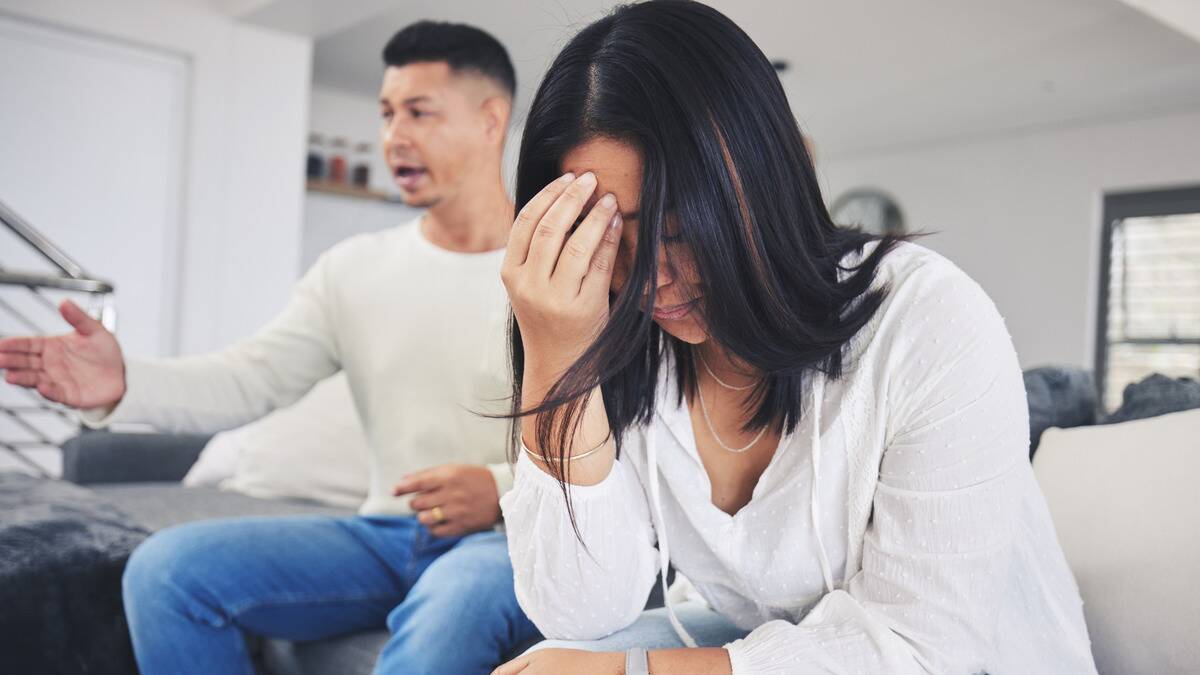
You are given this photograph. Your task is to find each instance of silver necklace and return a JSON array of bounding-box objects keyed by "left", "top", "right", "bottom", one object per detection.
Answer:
[
  {"left": 696, "top": 352, "right": 758, "bottom": 391},
  {"left": 695, "top": 366, "right": 768, "bottom": 454}
]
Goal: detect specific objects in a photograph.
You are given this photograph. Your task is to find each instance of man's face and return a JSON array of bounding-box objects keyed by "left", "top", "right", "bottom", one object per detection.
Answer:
[{"left": 379, "top": 62, "right": 494, "bottom": 208}]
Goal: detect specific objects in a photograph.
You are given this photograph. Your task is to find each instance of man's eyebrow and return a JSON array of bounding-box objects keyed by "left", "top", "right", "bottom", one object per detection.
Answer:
[{"left": 381, "top": 95, "right": 434, "bottom": 105}]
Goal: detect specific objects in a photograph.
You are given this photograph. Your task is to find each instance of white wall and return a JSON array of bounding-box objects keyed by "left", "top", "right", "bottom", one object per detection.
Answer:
[
  {"left": 302, "top": 86, "right": 418, "bottom": 270},
  {"left": 0, "top": 14, "right": 188, "bottom": 359},
  {"left": 0, "top": 0, "right": 313, "bottom": 356},
  {"left": 818, "top": 109, "right": 1200, "bottom": 369}
]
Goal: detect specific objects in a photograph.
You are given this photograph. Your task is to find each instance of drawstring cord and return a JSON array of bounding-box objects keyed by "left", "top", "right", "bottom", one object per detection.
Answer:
[
  {"left": 809, "top": 374, "right": 836, "bottom": 594},
  {"left": 648, "top": 373, "right": 835, "bottom": 648},
  {"left": 647, "top": 431, "right": 699, "bottom": 647}
]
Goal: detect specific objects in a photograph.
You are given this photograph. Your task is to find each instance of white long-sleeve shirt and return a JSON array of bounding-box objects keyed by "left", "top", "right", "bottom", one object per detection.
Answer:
[
  {"left": 500, "top": 241, "right": 1097, "bottom": 674},
  {"left": 88, "top": 219, "right": 516, "bottom": 516}
]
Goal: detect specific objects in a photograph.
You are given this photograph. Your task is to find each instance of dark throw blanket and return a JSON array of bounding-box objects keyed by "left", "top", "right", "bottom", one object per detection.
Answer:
[{"left": 0, "top": 472, "right": 149, "bottom": 674}]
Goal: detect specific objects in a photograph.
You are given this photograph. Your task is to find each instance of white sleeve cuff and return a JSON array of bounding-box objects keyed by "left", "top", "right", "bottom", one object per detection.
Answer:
[{"left": 76, "top": 359, "right": 155, "bottom": 428}]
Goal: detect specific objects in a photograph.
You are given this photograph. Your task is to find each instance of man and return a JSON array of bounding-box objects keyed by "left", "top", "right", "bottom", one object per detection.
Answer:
[{"left": 0, "top": 21, "right": 537, "bottom": 674}]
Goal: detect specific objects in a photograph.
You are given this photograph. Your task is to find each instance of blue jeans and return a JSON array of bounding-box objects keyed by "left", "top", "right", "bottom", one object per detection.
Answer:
[
  {"left": 529, "top": 602, "right": 750, "bottom": 653},
  {"left": 122, "top": 515, "right": 540, "bottom": 674}
]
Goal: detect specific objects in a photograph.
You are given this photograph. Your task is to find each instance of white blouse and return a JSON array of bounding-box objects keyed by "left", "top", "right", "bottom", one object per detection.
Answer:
[{"left": 500, "top": 242, "right": 1097, "bottom": 674}]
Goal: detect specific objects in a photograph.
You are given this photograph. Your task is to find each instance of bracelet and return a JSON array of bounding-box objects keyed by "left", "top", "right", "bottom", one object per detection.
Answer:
[
  {"left": 625, "top": 647, "right": 649, "bottom": 675},
  {"left": 521, "top": 442, "right": 606, "bottom": 463}
]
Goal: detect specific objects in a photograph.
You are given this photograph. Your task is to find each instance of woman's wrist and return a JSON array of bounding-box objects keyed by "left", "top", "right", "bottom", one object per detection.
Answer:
[
  {"left": 521, "top": 341, "right": 590, "bottom": 386},
  {"left": 643, "top": 647, "right": 734, "bottom": 674}
]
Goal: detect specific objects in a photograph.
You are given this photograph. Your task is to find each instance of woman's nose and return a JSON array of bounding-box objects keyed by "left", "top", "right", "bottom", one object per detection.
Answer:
[{"left": 655, "top": 246, "right": 674, "bottom": 288}]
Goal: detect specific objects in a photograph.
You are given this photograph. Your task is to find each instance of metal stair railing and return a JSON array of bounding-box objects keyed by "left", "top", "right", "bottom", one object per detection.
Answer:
[{"left": 0, "top": 198, "right": 116, "bottom": 477}]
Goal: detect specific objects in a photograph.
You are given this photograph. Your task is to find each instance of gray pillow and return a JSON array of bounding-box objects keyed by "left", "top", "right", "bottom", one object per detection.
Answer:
[
  {"left": 1023, "top": 367, "right": 1097, "bottom": 457},
  {"left": 1104, "top": 373, "right": 1200, "bottom": 425}
]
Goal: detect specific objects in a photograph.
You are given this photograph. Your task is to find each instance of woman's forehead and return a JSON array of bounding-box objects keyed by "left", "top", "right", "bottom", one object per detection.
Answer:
[{"left": 562, "top": 137, "right": 642, "bottom": 215}]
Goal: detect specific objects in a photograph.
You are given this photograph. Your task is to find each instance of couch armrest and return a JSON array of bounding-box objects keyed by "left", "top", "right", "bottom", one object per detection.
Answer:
[{"left": 61, "top": 431, "right": 214, "bottom": 485}]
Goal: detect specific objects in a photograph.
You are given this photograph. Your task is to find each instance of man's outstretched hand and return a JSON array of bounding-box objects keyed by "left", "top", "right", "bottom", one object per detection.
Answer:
[
  {"left": 393, "top": 464, "right": 502, "bottom": 538},
  {"left": 0, "top": 299, "right": 126, "bottom": 410}
]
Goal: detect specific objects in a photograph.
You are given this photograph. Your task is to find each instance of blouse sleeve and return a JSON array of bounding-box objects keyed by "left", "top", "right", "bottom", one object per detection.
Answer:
[
  {"left": 725, "top": 259, "right": 1033, "bottom": 674},
  {"left": 500, "top": 446, "right": 660, "bottom": 640}
]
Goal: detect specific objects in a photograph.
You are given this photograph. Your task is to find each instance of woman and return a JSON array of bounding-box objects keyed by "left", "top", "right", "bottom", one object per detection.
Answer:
[{"left": 493, "top": 2, "right": 1095, "bottom": 674}]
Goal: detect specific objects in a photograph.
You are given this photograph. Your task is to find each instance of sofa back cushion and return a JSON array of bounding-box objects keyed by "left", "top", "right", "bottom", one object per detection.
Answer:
[
  {"left": 1033, "top": 408, "right": 1200, "bottom": 674},
  {"left": 184, "top": 372, "right": 369, "bottom": 509}
]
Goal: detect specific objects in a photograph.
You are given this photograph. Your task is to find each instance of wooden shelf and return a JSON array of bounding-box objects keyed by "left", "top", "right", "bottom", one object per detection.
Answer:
[{"left": 306, "top": 179, "right": 402, "bottom": 203}]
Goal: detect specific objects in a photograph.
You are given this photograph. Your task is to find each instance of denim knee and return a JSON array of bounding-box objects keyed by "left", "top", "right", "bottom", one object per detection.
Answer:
[{"left": 123, "top": 524, "right": 222, "bottom": 626}]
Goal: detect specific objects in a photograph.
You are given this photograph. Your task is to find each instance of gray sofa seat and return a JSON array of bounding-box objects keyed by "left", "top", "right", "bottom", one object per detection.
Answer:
[
  {"left": 98, "top": 483, "right": 390, "bottom": 675},
  {"left": 88, "top": 482, "right": 382, "bottom": 675},
  {"left": 62, "top": 432, "right": 556, "bottom": 675},
  {"left": 64, "top": 433, "right": 388, "bottom": 675},
  {"left": 91, "top": 482, "right": 354, "bottom": 532}
]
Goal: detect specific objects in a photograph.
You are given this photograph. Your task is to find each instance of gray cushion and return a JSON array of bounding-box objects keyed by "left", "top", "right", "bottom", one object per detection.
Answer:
[
  {"left": 92, "top": 482, "right": 377, "bottom": 674},
  {"left": 1103, "top": 373, "right": 1200, "bottom": 425},
  {"left": 92, "top": 482, "right": 354, "bottom": 532},
  {"left": 63, "top": 431, "right": 213, "bottom": 485},
  {"left": 1023, "top": 367, "right": 1097, "bottom": 456}
]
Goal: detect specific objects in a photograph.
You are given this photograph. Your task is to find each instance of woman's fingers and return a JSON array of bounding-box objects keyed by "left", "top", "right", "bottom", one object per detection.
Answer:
[
  {"left": 504, "top": 172, "right": 576, "bottom": 270},
  {"left": 490, "top": 655, "right": 530, "bottom": 675},
  {"left": 552, "top": 192, "right": 619, "bottom": 292},
  {"left": 580, "top": 211, "right": 624, "bottom": 296},
  {"left": 525, "top": 172, "right": 598, "bottom": 279}
]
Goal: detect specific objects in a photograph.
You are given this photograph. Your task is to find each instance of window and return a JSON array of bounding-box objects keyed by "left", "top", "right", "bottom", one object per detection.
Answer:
[{"left": 1096, "top": 186, "right": 1200, "bottom": 412}]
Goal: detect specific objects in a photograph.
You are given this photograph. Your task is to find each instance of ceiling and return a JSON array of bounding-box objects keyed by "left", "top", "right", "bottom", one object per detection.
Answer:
[{"left": 281, "top": 0, "right": 1200, "bottom": 159}]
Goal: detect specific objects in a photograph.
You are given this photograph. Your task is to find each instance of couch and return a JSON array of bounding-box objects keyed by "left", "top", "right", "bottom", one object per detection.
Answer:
[{"left": 16, "top": 367, "right": 1199, "bottom": 673}]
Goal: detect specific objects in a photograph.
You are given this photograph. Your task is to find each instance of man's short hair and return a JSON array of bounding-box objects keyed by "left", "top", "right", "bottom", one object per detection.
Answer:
[{"left": 382, "top": 21, "right": 516, "bottom": 98}]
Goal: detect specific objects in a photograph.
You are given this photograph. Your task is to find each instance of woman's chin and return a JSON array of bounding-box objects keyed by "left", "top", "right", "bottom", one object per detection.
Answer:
[{"left": 655, "top": 318, "right": 707, "bottom": 344}]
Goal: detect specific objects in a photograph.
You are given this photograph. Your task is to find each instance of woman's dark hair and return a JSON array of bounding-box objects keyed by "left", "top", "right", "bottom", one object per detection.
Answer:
[
  {"left": 509, "top": 1, "right": 912, "bottom": 513},
  {"left": 382, "top": 21, "right": 516, "bottom": 98}
]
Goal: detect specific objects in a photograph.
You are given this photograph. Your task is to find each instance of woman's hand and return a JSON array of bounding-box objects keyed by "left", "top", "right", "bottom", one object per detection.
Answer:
[
  {"left": 501, "top": 171, "right": 623, "bottom": 371},
  {"left": 491, "top": 648, "right": 623, "bottom": 675}
]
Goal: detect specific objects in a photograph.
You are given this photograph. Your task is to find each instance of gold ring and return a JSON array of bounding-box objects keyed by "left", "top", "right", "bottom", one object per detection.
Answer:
[{"left": 430, "top": 506, "right": 446, "bottom": 523}]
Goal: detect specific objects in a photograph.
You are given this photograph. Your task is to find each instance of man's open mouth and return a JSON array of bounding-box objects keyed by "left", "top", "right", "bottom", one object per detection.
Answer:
[{"left": 393, "top": 165, "right": 428, "bottom": 190}]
